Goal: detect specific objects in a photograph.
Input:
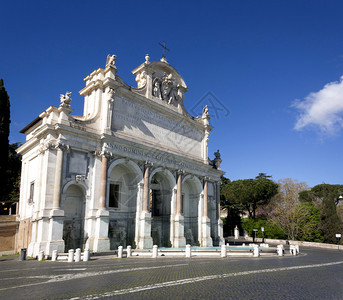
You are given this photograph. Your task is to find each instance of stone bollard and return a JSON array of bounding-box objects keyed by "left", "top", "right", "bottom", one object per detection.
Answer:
[
  {"left": 277, "top": 245, "right": 284, "bottom": 256},
  {"left": 226, "top": 243, "right": 230, "bottom": 246},
  {"left": 290, "top": 245, "right": 299, "bottom": 256},
  {"left": 242, "top": 243, "right": 245, "bottom": 247},
  {"left": 83, "top": 249, "right": 90, "bottom": 262},
  {"left": 295, "top": 245, "right": 300, "bottom": 254},
  {"left": 38, "top": 251, "right": 44, "bottom": 261},
  {"left": 152, "top": 245, "right": 158, "bottom": 258},
  {"left": 51, "top": 250, "right": 58, "bottom": 261},
  {"left": 127, "top": 245, "right": 132, "bottom": 257},
  {"left": 221, "top": 244, "right": 227, "bottom": 258},
  {"left": 68, "top": 249, "right": 74, "bottom": 262},
  {"left": 118, "top": 246, "right": 123, "bottom": 258},
  {"left": 185, "top": 244, "right": 191, "bottom": 258},
  {"left": 289, "top": 245, "right": 294, "bottom": 255},
  {"left": 253, "top": 245, "right": 260, "bottom": 257},
  {"left": 293, "top": 246, "right": 297, "bottom": 255},
  {"left": 75, "top": 248, "right": 81, "bottom": 262}
]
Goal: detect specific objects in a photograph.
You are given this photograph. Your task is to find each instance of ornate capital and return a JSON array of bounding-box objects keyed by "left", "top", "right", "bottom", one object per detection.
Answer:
[
  {"left": 203, "top": 176, "right": 210, "bottom": 182},
  {"left": 94, "top": 149, "right": 112, "bottom": 159},
  {"left": 55, "top": 142, "right": 69, "bottom": 152},
  {"left": 39, "top": 141, "right": 54, "bottom": 154},
  {"left": 177, "top": 169, "right": 184, "bottom": 176},
  {"left": 144, "top": 161, "right": 153, "bottom": 168},
  {"left": 76, "top": 175, "right": 86, "bottom": 183}
]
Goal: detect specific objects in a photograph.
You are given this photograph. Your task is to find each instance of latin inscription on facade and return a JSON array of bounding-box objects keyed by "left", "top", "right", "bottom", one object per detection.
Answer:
[{"left": 112, "top": 97, "right": 203, "bottom": 158}]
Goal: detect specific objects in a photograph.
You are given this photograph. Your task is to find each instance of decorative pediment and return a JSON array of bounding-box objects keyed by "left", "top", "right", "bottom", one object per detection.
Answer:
[{"left": 132, "top": 57, "right": 188, "bottom": 107}]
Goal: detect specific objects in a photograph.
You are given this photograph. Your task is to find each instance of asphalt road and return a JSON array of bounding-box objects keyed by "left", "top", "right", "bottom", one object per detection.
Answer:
[{"left": 0, "top": 247, "right": 342, "bottom": 299}]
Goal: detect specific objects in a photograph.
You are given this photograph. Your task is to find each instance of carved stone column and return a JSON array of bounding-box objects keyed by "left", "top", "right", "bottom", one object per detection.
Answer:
[
  {"left": 176, "top": 170, "right": 183, "bottom": 215},
  {"left": 93, "top": 149, "right": 110, "bottom": 252},
  {"left": 203, "top": 179, "right": 208, "bottom": 218},
  {"left": 173, "top": 170, "right": 186, "bottom": 248},
  {"left": 138, "top": 162, "right": 153, "bottom": 249},
  {"left": 216, "top": 181, "right": 225, "bottom": 245},
  {"left": 142, "top": 162, "right": 152, "bottom": 212},
  {"left": 99, "top": 152, "right": 109, "bottom": 209},
  {"left": 135, "top": 182, "right": 144, "bottom": 246},
  {"left": 201, "top": 177, "right": 213, "bottom": 247},
  {"left": 47, "top": 142, "right": 69, "bottom": 255},
  {"left": 52, "top": 143, "right": 68, "bottom": 209}
]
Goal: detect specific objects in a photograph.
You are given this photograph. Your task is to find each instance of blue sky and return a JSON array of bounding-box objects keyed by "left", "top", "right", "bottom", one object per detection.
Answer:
[{"left": 2, "top": 0, "right": 343, "bottom": 187}]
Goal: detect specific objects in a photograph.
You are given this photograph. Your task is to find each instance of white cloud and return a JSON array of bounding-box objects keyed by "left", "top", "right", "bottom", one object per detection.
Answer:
[{"left": 293, "top": 76, "right": 343, "bottom": 134}]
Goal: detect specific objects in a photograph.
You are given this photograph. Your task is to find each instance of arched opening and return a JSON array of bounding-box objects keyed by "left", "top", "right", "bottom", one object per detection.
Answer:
[
  {"left": 108, "top": 161, "right": 141, "bottom": 250},
  {"left": 183, "top": 176, "right": 202, "bottom": 246},
  {"left": 150, "top": 171, "right": 173, "bottom": 247},
  {"left": 62, "top": 185, "right": 85, "bottom": 252}
]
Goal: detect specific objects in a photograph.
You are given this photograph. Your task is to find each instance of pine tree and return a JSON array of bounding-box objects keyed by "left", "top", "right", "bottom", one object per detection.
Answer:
[
  {"left": 0, "top": 79, "right": 10, "bottom": 202},
  {"left": 319, "top": 190, "right": 341, "bottom": 244}
]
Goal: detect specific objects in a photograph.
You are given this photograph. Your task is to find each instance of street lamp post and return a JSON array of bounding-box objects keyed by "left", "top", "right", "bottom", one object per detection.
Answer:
[
  {"left": 261, "top": 227, "right": 265, "bottom": 243},
  {"left": 253, "top": 229, "right": 258, "bottom": 243},
  {"left": 337, "top": 234, "right": 341, "bottom": 250}
]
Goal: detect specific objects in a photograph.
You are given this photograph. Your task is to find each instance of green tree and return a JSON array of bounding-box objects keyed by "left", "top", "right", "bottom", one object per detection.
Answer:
[
  {"left": 268, "top": 178, "right": 312, "bottom": 240},
  {"left": 299, "top": 184, "right": 343, "bottom": 205},
  {"left": 319, "top": 188, "right": 341, "bottom": 243},
  {"left": 7, "top": 143, "right": 21, "bottom": 202},
  {"left": 221, "top": 175, "right": 278, "bottom": 219},
  {"left": 0, "top": 79, "right": 10, "bottom": 202},
  {"left": 241, "top": 218, "right": 286, "bottom": 240},
  {"left": 255, "top": 173, "right": 272, "bottom": 179},
  {"left": 299, "top": 183, "right": 342, "bottom": 243},
  {"left": 297, "top": 202, "right": 322, "bottom": 242}
]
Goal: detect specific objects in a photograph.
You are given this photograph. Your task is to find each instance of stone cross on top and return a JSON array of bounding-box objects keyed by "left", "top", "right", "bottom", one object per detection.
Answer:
[{"left": 159, "top": 40, "right": 170, "bottom": 60}]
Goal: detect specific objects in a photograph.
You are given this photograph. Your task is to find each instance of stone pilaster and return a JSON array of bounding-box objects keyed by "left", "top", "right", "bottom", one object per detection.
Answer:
[
  {"left": 201, "top": 177, "right": 213, "bottom": 247},
  {"left": 46, "top": 142, "right": 69, "bottom": 255},
  {"left": 98, "top": 153, "right": 109, "bottom": 209},
  {"left": 138, "top": 162, "right": 153, "bottom": 249},
  {"left": 142, "top": 161, "right": 152, "bottom": 212},
  {"left": 93, "top": 149, "right": 111, "bottom": 252},
  {"left": 216, "top": 181, "right": 225, "bottom": 245},
  {"left": 173, "top": 170, "right": 186, "bottom": 248}
]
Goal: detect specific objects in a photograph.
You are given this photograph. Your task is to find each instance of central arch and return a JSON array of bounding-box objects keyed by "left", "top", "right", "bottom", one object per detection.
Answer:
[
  {"left": 107, "top": 159, "right": 143, "bottom": 249},
  {"left": 149, "top": 168, "right": 175, "bottom": 247}
]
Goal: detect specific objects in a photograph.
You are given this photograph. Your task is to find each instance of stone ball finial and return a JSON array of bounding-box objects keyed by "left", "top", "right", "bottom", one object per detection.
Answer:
[{"left": 145, "top": 54, "right": 150, "bottom": 63}]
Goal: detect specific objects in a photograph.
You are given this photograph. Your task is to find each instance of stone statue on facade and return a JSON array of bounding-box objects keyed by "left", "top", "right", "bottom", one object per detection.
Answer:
[
  {"left": 59, "top": 92, "right": 72, "bottom": 107},
  {"left": 161, "top": 73, "right": 179, "bottom": 104},
  {"left": 106, "top": 54, "right": 117, "bottom": 68},
  {"left": 213, "top": 149, "right": 222, "bottom": 170},
  {"left": 135, "top": 71, "right": 147, "bottom": 88},
  {"left": 108, "top": 88, "right": 115, "bottom": 100},
  {"left": 202, "top": 105, "right": 209, "bottom": 118},
  {"left": 152, "top": 77, "right": 162, "bottom": 98}
]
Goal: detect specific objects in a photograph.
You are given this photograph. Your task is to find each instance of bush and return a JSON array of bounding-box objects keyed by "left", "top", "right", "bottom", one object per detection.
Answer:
[{"left": 242, "top": 218, "right": 287, "bottom": 240}]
